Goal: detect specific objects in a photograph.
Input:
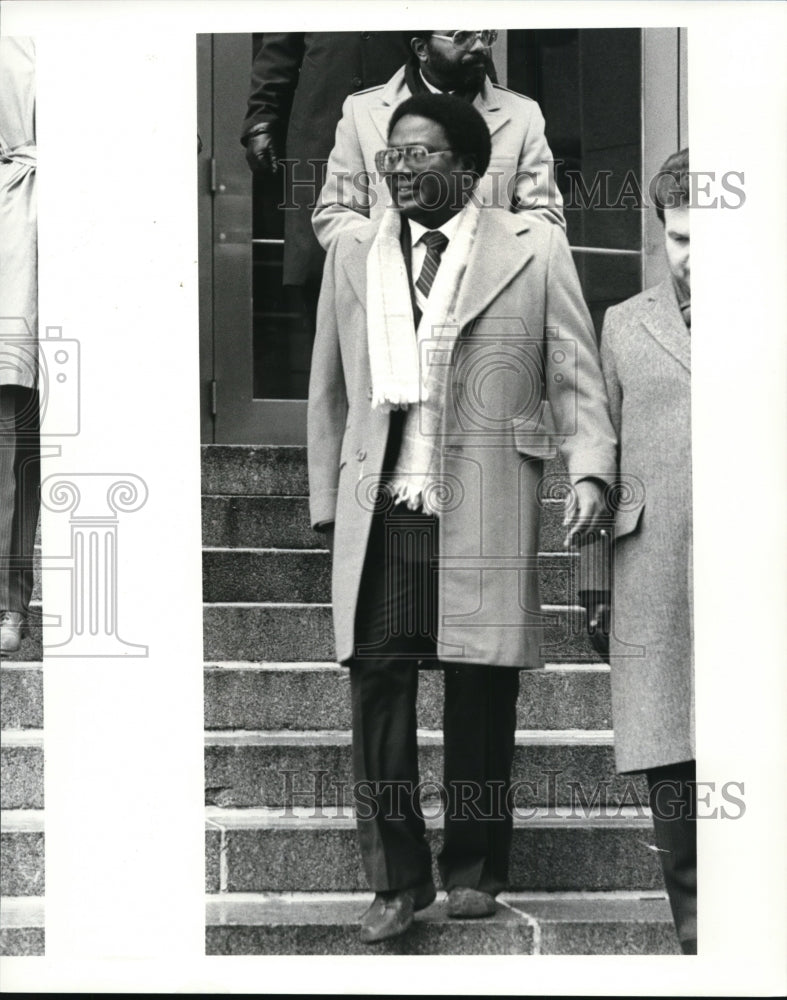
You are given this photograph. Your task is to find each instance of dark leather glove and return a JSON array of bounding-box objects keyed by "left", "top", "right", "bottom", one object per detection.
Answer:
[
  {"left": 244, "top": 124, "right": 281, "bottom": 174},
  {"left": 579, "top": 589, "right": 610, "bottom": 658}
]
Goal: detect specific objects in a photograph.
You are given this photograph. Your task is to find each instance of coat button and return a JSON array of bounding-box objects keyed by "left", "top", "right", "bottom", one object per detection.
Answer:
[
  {"left": 361, "top": 32, "right": 370, "bottom": 39},
  {"left": 356, "top": 448, "right": 367, "bottom": 461},
  {"left": 367, "top": 386, "right": 374, "bottom": 400},
  {"left": 352, "top": 76, "right": 363, "bottom": 88}
]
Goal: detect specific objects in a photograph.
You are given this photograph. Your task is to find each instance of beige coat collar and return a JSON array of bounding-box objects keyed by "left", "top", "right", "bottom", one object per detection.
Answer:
[{"left": 368, "top": 68, "right": 508, "bottom": 146}]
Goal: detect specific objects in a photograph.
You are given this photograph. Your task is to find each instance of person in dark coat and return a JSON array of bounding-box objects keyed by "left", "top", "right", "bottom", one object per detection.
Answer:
[
  {"left": 599, "top": 148, "right": 696, "bottom": 954},
  {"left": 240, "top": 33, "right": 412, "bottom": 324},
  {"left": 307, "top": 94, "right": 616, "bottom": 945}
]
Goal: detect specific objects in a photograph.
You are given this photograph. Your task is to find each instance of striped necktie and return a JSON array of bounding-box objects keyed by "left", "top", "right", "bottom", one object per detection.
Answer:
[{"left": 415, "top": 230, "right": 449, "bottom": 298}]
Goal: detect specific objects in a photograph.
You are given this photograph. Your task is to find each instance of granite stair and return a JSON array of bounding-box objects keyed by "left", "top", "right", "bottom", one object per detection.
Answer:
[{"left": 202, "top": 445, "right": 677, "bottom": 954}]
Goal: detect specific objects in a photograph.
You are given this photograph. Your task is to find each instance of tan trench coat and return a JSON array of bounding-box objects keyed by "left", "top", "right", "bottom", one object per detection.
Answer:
[
  {"left": 0, "top": 37, "right": 37, "bottom": 386},
  {"left": 312, "top": 66, "right": 565, "bottom": 252},
  {"left": 600, "top": 280, "right": 695, "bottom": 773},
  {"left": 308, "top": 207, "right": 616, "bottom": 669}
]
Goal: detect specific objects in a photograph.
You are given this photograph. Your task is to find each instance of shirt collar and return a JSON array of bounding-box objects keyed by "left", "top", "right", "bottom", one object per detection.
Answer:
[
  {"left": 409, "top": 211, "right": 463, "bottom": 246},
  {"left": 419, "top": 68, "right": 454, "bottom": 95}
]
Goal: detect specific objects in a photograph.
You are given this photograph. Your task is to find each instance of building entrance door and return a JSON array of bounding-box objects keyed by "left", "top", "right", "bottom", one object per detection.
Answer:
[{"left": 199, "top": 33, "right": 310, "bottom": 445}]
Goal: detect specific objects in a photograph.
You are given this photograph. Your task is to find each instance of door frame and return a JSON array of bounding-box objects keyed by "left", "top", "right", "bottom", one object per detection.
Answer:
[{"left": 200, "top": 33, "right": 308, "bottom": 445}]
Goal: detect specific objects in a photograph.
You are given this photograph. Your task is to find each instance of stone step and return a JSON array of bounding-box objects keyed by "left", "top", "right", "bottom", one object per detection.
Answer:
[
  {"left": 5, "top": 726, "right": 645, "bottom": 812},
  {"left": 204, "top": 729, "right": 645, "bottom": 809},
  {"left": 0, "top": 811, "right": 44, "bottom": 896},
  {"left": 202, "top": 445, "right": 568, "bottom": 493},
  {"left": 202, "top": 603, "right": 602, "bottom": 663},
  {"left": 203, "top": 496, "right": 322, "bottom": 549},
  {"left": 205, "top": 806, "right": 662, "bottom": 894},
  {"left": 202, "top": 495, "right": 570, "bottom": 552},
  {"left": 1, "top": 664, "right": 43, "bottom": 730},
  {"left": 0, "top": 896, "right": 45, "bottom": 956},
  {"left": 204, "top": 662, "right": 612, "bottom": 731},
  {"left": 203, "top": 549, "right": 331, "bottom": 604},
  {"left": 3, "top": 661, "right": 613, "bottom": 733},
  {"left": 202, "top": 548, "right": 582, "bottom": 606},
  {"left": 202, "top": 446, "right": 309, "bottom": 497},
  {"left": 0, "top": 731, "right": 43, "bottom": 810},
  {"left": 205, "top": 891, "right": 679, "bottom": 955},
  {"left": 200, "top": 445, "right": 573, "bottom": 551}
]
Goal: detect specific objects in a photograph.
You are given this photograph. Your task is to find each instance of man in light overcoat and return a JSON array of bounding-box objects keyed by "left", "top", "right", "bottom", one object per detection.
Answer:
[
  {"left": 307, "top": 93, "right": 616, "bottom": 944},
  {"left": 599, "top": 147, "right": 696, "bottom": 954},
  {"left": 0, "top": 37, "right": 39, "bottom": 654},
  {"left": 312, "top": 29, "right": 564, "bottom": 253}
]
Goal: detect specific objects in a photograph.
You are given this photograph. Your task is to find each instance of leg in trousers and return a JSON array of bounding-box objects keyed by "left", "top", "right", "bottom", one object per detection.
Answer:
[
  {"left": 439, "top": 663, "right": 520, "bottom": 895},
  {"left": 350, "top": 658, "right": 432, "bottom": 891},
  {"left": 0, "top": 385, "right": 40, "bottom": 614},
  {"left": 646, "top": 759, "right": 697, "bottom": 954},
  {"left": 348, "top": 507, "right": 438, "bottom": 892}
]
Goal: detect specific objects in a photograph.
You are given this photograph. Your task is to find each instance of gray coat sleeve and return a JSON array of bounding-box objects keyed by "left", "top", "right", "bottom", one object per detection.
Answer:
[{"left": 306, "top": 236, "right": 349, "bottom": 528}]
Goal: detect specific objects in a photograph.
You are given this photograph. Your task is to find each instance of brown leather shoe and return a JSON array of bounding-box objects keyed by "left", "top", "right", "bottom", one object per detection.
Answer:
[
  {"left": 0, "top": 612, "right": 26, "bottom": 654},
  {"left": 446, "top": 886, "right": 497, "bottom": 918},
  {"left": 359, "top": 882, "right": 436, "bottom": 943}
]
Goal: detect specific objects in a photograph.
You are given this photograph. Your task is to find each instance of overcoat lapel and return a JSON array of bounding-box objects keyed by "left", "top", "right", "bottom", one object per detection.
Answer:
[
  {"left": 341, "top": 210, "right": 534, "bottom": 328},
  {"left": 453, "top": 212, "right": 533, "bottom": 329},
  {"left": 473, "top": 83, "right": 510, "bottom": 138},
  {"left": 369, "top": 105, "right": 394, "bottom": 146},
  {"left": 641, "top": 280, "right": 691, "bottom": 373},
  {"left": 368, "top": 72, "right": 407, "bottom": 144}
]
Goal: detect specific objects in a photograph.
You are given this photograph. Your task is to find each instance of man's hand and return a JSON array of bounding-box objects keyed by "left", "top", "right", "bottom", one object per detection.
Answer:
[
  {"left": 563, "top": 478, "right": 607, "bottom": 549},
  {"left": 245, "top": 130, "right": 281, "bottom": 174}
]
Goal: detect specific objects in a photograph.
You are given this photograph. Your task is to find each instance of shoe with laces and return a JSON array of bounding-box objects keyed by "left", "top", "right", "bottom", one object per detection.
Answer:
[{"left": 0, "top": 611, "right": 27, "bottom": 654}]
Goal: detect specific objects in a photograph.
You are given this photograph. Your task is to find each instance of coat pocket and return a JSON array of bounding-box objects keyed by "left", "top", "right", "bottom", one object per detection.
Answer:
[
  {"left": 614, "top": 503, "right": 645, "bottom": 540},
  {"left": 512, "top": 402, "right": 557, "bottom": 459}
]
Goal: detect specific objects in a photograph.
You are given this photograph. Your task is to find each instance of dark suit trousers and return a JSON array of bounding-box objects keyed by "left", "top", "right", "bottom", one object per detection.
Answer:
[
  {"left": 349, "top": 505, "right": 520, "bottom": 895},
  {"left": 646, "top": 760, "right": 697, "bottom": 954},
  {"left": 0, "top": 386, "right": 40, "bottom": 614}
]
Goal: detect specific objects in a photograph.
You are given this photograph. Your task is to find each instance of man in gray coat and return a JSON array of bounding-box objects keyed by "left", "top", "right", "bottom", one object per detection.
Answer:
[
  {"left": 308, "top": 94, "right": 615, "bottom": 944},
  {"left": 599, "top": 148, "right": 696, "bottom": 954},
  {"left": 312, "top": 29, "right": 564, "bottom": 252}
]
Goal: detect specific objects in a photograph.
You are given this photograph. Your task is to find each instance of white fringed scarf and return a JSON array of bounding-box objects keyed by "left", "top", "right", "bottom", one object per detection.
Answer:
[{"left": 366, "top": 202, "right": 481, "bottom": 514}]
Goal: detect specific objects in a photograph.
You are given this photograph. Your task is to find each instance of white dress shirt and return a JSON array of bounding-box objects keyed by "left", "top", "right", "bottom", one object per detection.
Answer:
[{"left": 409, "top": 212, "right": 462, "bottom": 313}]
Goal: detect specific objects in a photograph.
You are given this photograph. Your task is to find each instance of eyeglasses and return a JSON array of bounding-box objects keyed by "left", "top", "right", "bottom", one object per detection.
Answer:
[
  {"left": 431, "top": 30, "right": 498, "bottom": 49},
  {"left": 374, "top": 145, "right": 453, "bottom": 172}
]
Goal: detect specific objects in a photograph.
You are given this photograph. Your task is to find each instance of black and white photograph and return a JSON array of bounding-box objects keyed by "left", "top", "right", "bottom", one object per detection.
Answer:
[
  {"left": 0, "top": 0, "right": 785, "bottom": 994},
  {"left": 199, "top": 27, "right": 696, "bottom": 956}
]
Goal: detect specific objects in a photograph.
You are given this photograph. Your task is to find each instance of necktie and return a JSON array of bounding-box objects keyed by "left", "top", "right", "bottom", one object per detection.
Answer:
[{"left": 415, "top": 230, "right": 449, "bottom": 298}]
